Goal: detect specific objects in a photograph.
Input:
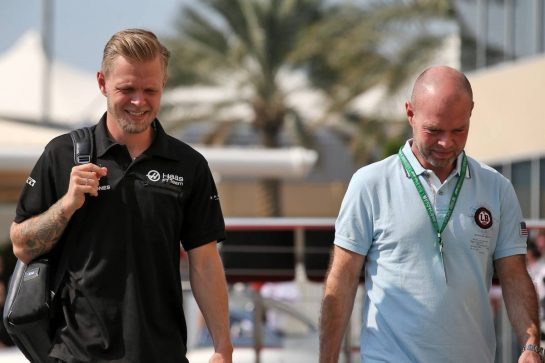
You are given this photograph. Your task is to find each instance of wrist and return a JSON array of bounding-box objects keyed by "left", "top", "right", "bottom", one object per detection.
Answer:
[
  {"left": 59, "top": 195, "right": 77, "bottom": 216},
  {"left": 213, "top": 342, "right": 233, "bottom": 356},
  {"left": 522, "top": 343, "right": 544, "bottom": 360}
]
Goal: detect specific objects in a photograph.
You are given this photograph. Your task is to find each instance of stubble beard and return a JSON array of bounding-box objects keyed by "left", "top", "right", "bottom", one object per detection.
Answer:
[
  {"left": 108, "top": 99, "right": 155, "bottom": 134},
  {"left": 417, "top": 143, "right": 459, "bottom": 171},
  {"left": 118, "top": 119, "right": 152, "bottom": 134}
]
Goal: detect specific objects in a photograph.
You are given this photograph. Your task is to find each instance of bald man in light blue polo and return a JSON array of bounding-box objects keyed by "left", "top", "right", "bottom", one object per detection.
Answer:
[{"left": 319, "top": 66, "right": 541, "bottom": 363}]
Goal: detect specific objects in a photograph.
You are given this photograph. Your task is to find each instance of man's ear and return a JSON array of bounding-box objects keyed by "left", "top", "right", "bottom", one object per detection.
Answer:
[
  {"left": 97, "top": 71, "right": 107, "bottom": 96},
  {"left": 405, "top": 101, "right": 415, "bottom": 126}
]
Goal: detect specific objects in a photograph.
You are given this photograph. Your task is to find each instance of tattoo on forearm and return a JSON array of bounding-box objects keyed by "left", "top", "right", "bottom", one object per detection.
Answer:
[{"left": 19, "top": 200, "right": 69, "bottom": 260}]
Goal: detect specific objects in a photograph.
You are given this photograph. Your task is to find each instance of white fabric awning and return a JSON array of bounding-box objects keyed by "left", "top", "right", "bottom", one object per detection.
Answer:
[
  {"left": 0, "top": 31, "right": 103, "bottom": 126},
  {"left": 0, "top": 117, "right": 317, "bottom": 178}
]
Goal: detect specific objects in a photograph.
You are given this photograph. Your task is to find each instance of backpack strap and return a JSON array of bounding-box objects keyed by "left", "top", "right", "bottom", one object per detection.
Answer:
[
  {"left": 70, "top": 126, "right": 95, "bottom": 165},
  {"left": 51, "top": 126, "right": 96, "bottom": 295}
]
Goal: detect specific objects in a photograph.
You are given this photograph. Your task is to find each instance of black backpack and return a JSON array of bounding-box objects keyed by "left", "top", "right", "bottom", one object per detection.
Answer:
[{"left": 2, "top": 127, "right": 94, "bottom": 363}]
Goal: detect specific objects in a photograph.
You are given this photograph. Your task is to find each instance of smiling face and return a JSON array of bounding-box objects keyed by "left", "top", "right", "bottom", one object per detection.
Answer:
[
  {"left": 406, "top": 67, "right": 474, "bottom": 181},
  {"left": 97, "top": 55, "right": 165, "bottom": 136}
]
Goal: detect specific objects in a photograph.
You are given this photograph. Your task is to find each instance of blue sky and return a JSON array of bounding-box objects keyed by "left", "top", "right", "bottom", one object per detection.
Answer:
[
  {"left": 3, "top": 1, "right": 539, "bottom": 74},
  {"left": 0, "top": 0, "right": 188, "bottom": 72}
]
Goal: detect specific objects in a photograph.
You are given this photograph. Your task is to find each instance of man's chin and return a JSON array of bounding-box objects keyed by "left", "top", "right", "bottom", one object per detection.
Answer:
[
  {"left": 124, "top": 126, "right": 150, "bottom": 134},
  {"left": 119, "top": 119, "right": 153, "bottom": 134},
  {"left": 429, "top": 158, "right": 456, "bottom": 170}
]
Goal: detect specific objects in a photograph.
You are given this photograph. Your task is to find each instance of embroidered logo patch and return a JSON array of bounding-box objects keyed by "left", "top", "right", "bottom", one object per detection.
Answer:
[
  {"left": 145, "top": 170, "right": 184, "bottom": 187},
  {"left": 474, "top": 207, "right": 493, "bottom": 229},
  {"left": 146, "top": 170, "right": 161, "bottom": 182},
  {"left": 26, "top": 177, "right": 36, "bottom": 187}
]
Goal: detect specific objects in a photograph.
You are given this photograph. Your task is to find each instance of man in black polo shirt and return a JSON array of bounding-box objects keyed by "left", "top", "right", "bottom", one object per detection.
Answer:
[{"left": 10, "top": 28, "right": 233, "bottom": 363}]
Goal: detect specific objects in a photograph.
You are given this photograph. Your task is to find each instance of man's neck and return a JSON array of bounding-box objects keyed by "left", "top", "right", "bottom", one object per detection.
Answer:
[{"left": 106, "top": 119, "right": 154, "bottom": 159}]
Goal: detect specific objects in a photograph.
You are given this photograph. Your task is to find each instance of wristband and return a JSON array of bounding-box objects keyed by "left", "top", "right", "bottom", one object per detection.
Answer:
[{"left": 522, "top": 344, "right": 544, "bottom": 360}]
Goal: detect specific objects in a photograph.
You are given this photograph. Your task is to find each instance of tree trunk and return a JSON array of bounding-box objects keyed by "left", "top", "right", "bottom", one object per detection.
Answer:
[
  {"left": 257, "top": 120, "right": 283, "bottom": 217},
  {"left": 257, "top": 178, "right": 282, "bottom": 217}
]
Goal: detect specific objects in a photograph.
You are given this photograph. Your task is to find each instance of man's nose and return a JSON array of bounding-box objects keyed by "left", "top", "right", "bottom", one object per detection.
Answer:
[
  {"left": 131, "top": 92, "right": 146, "bottom": 106},
  {"left": 437, "top": 133, "right": 454, "bottom": 148}
]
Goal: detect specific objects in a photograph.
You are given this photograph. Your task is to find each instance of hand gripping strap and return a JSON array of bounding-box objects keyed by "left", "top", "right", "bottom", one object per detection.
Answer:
[{"left": 70, "top": 127, "right": 95, "bottom": 165}]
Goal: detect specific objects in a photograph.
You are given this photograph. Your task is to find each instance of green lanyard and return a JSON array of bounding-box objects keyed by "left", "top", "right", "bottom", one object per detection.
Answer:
[{"left": 398, "top": 147, "right": 467, "bottom": 281}]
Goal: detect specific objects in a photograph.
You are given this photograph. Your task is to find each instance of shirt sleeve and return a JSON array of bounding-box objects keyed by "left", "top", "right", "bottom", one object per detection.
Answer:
[
  {"left": 334, "top": 169, "right": 374, "bottom": 256},
  {"left": 180, "top": 156, "right": 225, "bottom": 250},
  {"left": 494, "top": 178, "right": 528, "bottom": 260},
  {"left": 14, "top": 138, "right": 67, "bottom": 223}
]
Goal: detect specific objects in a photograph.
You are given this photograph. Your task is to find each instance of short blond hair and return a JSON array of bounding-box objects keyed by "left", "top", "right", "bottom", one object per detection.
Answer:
[{"left": 101, "top": 28, "right": 170, "bottom": 79}]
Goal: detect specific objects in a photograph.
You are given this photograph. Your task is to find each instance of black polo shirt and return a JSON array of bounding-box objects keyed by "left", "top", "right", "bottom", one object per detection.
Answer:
[{"left": 15, "top": 115, "right": 225, "bottom": 363}]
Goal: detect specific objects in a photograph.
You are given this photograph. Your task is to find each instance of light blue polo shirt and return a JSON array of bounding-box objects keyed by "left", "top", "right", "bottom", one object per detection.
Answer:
[{"left": 334, "top": 140, "right": 527, "bottom": 363}]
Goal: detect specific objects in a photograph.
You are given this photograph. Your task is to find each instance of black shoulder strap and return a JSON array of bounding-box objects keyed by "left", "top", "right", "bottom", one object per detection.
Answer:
[
  {"left": 70, "top": 126, "right": 95, "bottom": 165},
  {"left": 51, "top": 126, "right": 95, "bottom": 294}
]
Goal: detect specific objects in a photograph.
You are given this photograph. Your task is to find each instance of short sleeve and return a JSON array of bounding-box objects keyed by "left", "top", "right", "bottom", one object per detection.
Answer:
[
  {"left": 14, "top": 136, "right": 71, "bottom": 223},
  {"left": 494, "top": 179, "right": 528, "bottom": 260},
  {"left": 334, "top": 170, "right": 374, "bottom": 256},
  {"left": 180, "top": 157, "right": 225, "bottom": 250}
]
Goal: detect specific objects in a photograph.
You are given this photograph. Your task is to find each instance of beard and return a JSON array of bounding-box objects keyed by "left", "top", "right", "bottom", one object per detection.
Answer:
[
  {"left": 416, "top": 143, "right": 460, "bottom": 170},
  {"left": 107, "top": 98, "right": 156, "bottom": 134}
]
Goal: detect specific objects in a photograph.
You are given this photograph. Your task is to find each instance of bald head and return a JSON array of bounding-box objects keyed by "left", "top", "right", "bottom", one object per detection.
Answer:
[
  {"left": 405, "top": 66, "right": 474, "bottom": 182},
  {"left": 411, "top": 66, "right": 473, "bottom": 109}
]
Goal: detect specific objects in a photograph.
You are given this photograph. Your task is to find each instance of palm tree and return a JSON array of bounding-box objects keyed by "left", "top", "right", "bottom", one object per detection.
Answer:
[{"left": 163, "top": 0, "right": 456, "bottom": 216}]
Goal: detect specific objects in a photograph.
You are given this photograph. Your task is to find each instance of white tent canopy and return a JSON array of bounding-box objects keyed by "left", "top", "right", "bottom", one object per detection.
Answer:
[
  {"left": 0, "top": 123, "right": 317, "bottom": 179},
  {"left": 0, "top": 31, "right": 104, "bottom": 126},
  {"left": 0, "top": 118, "right": 66, "bottom": 169},
  {"left": 0, "top": 32, "right": 317, "bottom": 179}
]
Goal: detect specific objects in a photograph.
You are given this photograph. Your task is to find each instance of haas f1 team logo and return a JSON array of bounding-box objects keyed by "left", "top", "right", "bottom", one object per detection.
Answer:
[
  {"left": 146, "top": 170, "right": 161, "bottom": 182},
  {"left": 474, "top": 207, "right": 493, "bottom": 229},
  {"left": 146, "top": 170, "right": 184, "bottom": 187}
]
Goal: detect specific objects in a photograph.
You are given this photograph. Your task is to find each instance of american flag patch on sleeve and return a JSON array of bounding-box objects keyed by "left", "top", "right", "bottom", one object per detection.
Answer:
[{"left": 520, "top": 222, "right": 529, "bottom": 237}]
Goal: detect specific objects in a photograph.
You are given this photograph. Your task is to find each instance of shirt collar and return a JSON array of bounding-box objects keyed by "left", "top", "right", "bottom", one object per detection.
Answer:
[
  {"left": 401, "top": 139, "right": 470, "bottom": 179},
  {"left": 94, "top": 113, "right": 179, "bottom": 161}
]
